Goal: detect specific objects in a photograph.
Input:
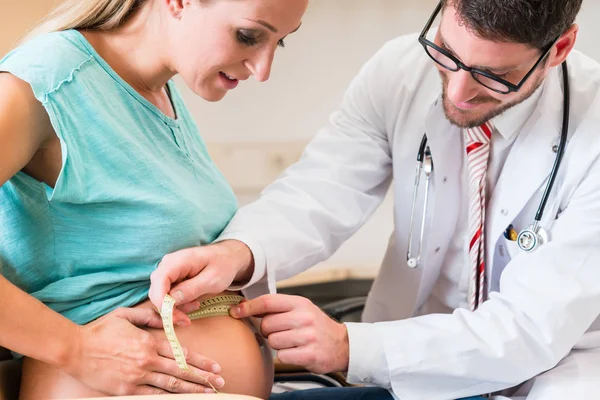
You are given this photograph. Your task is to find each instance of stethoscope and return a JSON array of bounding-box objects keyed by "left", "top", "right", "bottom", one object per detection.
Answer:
[{"left": 406, "top": 62, "right": 570, "bottom": 268}]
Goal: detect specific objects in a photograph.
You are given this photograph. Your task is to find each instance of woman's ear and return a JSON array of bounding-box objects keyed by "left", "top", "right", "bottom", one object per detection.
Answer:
[
  {"left": 165, "top": 0, "right": 185, "bottom": 19},
  {"left": 548, "top": 24, "right": 579, "bottom": 68}
]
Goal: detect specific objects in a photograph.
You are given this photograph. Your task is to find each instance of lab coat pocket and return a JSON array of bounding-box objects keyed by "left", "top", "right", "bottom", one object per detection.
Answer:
[{"left": 502, "top": 237, "right": 521, "bottom": 261}]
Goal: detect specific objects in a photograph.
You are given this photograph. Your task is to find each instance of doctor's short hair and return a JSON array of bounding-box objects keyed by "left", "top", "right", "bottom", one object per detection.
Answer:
[{"left": 441, "top": 0, "right": 583, "bottom": 50}]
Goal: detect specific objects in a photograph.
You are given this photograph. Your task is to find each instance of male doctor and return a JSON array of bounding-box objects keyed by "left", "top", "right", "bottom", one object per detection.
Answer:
[{"left": 150, "top": 0, "right": 600, "bottom": 399}]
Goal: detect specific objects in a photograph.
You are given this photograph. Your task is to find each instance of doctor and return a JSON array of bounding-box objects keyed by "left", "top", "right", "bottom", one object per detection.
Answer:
[{"left": 150, "top": 0, "right": 600, "bottom": 398}]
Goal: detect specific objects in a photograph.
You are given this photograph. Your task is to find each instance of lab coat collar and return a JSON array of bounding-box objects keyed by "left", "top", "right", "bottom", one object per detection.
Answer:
[
  {"left": 537, "top": 64, "right": 567, "bottom": 136},
  {"left": 491, "top": 81, "right": 546, "bottom": 141}
]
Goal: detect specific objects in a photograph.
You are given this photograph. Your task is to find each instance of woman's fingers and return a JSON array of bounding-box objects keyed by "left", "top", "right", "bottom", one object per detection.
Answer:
[
  {"left": 143, "top": 371, "right": 219, "bottom": 394},
  {"left": 155, "top": 338, "right": 221, "bottom": 372},
  {"left": 151, "top": 358, "right": 226, "bottom": 391},
  {"left": 131, "top": 385, "right": 171, "bottom": 396},
  {"left": 114, "top": 306, "right": 164, "bottom": 329},
  {"left": 154, "top": 339, "right": 224, "bottom": 387}
]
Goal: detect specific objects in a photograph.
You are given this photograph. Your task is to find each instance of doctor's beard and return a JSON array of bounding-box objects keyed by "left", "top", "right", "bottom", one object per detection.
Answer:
[{"left": 439, "top": 70, "right": 545, "bottom": 128}]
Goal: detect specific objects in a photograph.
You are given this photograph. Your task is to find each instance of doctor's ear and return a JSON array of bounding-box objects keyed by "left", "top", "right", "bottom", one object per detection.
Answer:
[{"left": 547, "top": 24, "right": 579, "bottom": 68}]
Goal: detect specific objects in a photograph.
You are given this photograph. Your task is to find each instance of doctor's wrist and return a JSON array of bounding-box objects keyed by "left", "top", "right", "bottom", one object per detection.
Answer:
[
  {"left": 218, "top": 240, "right": 254, "bottom": 285},
  {"left": 335, "top": 322, "right": 350, "bottom": 373}
]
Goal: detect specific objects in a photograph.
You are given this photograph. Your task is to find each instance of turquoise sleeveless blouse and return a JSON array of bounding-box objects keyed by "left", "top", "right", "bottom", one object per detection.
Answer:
[{"left": 0, "top": 30, "right": 238, "bottom": 324}]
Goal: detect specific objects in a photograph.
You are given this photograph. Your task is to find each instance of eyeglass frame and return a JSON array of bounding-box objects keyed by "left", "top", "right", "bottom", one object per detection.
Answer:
[{"left": 418, "top": 1, "right": 560, "bottom": 94}]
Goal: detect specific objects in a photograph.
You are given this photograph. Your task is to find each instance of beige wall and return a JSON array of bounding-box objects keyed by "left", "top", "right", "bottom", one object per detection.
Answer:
[{"left": 0, "top": 0, "right": 56, "bottom": 56}]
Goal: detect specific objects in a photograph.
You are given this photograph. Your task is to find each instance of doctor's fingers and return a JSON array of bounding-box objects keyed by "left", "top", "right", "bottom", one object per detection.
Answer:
[
  {"left": 266, "top": 327, "right": 317, "bottom": 350},
  {"left": 232, "top": 294, "right": 312, "bottom": 319},
  {"left": 149, "top": 247, "right": 212, "bottom": 308},
  {"left": 176, "top": 300, "right": 201, "bottom": 314},
  {"left": 276, "top": 347, "right": 325, "bottom": 373},
  {"left": 260, "top": 309, "right": 318, "bottom": 336},
  {"left": 169, "top": 261, "right": 240, "bottom": 305}
]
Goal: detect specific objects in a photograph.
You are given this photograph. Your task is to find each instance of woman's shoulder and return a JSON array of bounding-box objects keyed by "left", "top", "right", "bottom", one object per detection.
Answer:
[{"left": 0, "top": 30, "right": 95, "bottom": 103}]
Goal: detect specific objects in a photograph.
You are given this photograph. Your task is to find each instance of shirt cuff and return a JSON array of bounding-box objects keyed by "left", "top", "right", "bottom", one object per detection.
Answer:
[
  {"left": 345, "top": 322, "right": 391, "bottom": 389},
  {"left": 213, "top": 232, "right": 267, "bottom": 291}
]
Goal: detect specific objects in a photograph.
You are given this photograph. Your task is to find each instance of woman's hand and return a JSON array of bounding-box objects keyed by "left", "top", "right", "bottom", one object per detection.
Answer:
[
  {"left": 148, "top": 240, "right": 255, "bottom": 325},
  {"left": 63, "top": 307, "right": 225, "bottom": 395}
]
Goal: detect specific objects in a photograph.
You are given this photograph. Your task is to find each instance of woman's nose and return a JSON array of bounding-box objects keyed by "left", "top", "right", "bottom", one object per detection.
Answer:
[{"left": 246, "top": 48, "right": 275, "bottom": 82}]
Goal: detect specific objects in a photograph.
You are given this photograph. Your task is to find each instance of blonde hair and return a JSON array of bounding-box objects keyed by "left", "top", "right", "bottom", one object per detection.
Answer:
[{"left": 23, "top": 0, "right": 144, "bottom": 43}]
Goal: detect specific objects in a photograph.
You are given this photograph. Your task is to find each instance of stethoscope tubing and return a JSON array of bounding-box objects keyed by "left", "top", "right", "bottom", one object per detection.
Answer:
[
  {"left": 406, "top": 61, "right": 570, "bottom": 267},
  {"left": 535, "top": 61, "right": 570, "bottom": 223}
]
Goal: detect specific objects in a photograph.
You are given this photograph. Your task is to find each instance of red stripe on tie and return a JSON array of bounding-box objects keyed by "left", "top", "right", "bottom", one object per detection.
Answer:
[
  {"left": 479, "top": 261, "right": 485, "bottom": 273},
  {"left": 480, "top": 123, "right": 492, "bottom": 139},
  {"left": 470, "top": 227, "right": 482, "bottom": 250},
  {"left": 467, "top": 142, "right": 483, "bottom": 154}
]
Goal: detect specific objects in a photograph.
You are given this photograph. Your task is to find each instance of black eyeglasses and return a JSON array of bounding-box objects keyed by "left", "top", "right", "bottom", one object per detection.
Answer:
[{"left": 418, "top": 2, "right": 559, "bottom": 94}]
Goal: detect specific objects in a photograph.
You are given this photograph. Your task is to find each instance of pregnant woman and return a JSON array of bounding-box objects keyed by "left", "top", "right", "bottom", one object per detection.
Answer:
[{"left": 0, "top": 0, "right": 307, "bottom": 398}]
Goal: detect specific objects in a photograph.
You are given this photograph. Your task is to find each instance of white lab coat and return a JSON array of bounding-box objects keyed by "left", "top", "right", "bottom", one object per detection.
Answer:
[{"left": 218, "top": 33, "right": 600, "bottom": 399}]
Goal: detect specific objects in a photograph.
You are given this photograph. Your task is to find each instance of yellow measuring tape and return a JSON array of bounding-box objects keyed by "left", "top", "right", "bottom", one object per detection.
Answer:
[{"left": 160, "top": 294, "right": 245, "bottom": 393}]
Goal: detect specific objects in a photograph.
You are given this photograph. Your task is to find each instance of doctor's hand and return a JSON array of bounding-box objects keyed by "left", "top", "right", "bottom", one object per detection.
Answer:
[
  {"left": 149, "top": 240, "right": 254, "bottom": 325},
  {"left": 230, "top": 294, "right": 350, "bottom": 374}
]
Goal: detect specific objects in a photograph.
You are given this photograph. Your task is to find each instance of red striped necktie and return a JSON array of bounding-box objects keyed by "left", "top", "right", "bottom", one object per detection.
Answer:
[{"left": 465, "top": 122, "right": 493, "bottom": 311}]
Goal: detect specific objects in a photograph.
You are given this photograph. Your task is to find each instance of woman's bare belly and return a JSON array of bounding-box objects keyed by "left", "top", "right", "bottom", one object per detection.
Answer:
[{"left": 18, "top": 292, "right": 274, "bottom": 399}]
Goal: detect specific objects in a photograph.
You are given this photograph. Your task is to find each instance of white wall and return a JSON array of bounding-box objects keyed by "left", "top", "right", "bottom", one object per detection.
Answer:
[
  {"left": 177, "top": 0, "right": 600, "bottom": 283},
  {"left": 574, "top": 0, "right": 600, "bottom": 62}
]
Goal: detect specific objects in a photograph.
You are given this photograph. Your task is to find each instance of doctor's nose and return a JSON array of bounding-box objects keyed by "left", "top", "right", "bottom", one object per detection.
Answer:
[
  {"left": 246, "top": 49, "right": 275, "bottom": 83},
  {"left": 445, "top": 69, "right": 481, "bottom": 105}
]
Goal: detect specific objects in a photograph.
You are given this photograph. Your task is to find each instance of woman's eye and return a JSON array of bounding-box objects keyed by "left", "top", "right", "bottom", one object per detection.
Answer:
[
  {"left": 238, "top": 30, "right": 286, "bottom": 48},
  {"left": 237, "top": 31, "right": 258, "bottom": 46}
]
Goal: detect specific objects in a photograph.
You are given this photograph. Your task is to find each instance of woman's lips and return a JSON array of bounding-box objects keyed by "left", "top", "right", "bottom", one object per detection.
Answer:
[{"left": 219, "top": 72, "right": 239, "bottom": 89}]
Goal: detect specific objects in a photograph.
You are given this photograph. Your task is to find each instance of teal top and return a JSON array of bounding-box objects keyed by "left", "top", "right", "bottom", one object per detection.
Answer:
[{"left": 0, "top": 30, "right": 238, "bottom": 325}]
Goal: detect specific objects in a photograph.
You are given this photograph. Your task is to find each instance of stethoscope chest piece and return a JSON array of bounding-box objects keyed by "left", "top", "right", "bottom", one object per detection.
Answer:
[
  {"left": 517, "top": 226, "right": 550, "bottom": 252},
  {"left": 407, "top": 258, "right": 418, "bottom": 268}
]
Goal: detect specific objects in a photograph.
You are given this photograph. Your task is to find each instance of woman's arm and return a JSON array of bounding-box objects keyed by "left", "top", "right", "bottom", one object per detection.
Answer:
[
  {"left": 0, "top": 71, "right": 74, "bottom": 364},
  {"left": 0, "top": 276, "right": 78, "bottom": 368},
  {"left": 0, "top": 73, "right": 53, "bottom": 184}
]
